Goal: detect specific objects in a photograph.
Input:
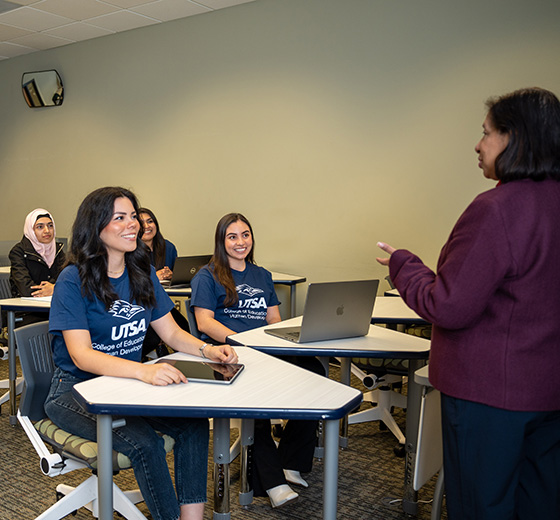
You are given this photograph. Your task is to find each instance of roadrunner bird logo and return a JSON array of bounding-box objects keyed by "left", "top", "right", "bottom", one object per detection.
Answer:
[
  {"left": 108, "top": 300, "right": 144, "bottom": 320},
  {"left": 236, "top": 284, "right": 264, "bottom": 297}
]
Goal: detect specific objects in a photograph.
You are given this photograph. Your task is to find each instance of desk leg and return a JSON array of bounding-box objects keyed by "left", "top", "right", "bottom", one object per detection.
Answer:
[
  {"left": 338, "top": 358, "right": 351, "bottom": 449},
  {"left": 239, "top": 419, "right": 254, "bottom": 506},
  {"left": 402, "top": 358, "right": 425, "bottom": 516},
  {"left": 213, "top": 417, "right": 231, "bottom": 519},
  {"left": 97, "top": 414, "right": 114, "bottom": 520},
  {"left": 323, "top": 419, "right": 339, "bottom": 520},
  {"left": 8, "top": 311, "right": 17, "bottom": 425},
  {"left": 289, "top": 286, "right": 296, "bottom": 318}
]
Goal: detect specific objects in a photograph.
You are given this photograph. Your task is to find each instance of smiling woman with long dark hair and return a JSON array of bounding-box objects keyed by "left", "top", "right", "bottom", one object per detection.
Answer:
[
  {"left": 190, "top": 212, "right": 325, "bottom": 509},
  {"left": 44, "top": 186, "right": 237, "bottom": 520}
]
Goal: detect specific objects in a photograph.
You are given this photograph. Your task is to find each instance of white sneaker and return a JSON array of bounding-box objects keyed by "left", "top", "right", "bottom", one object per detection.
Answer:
[
  {"left": 267, "top": 484, "right": 299, "bottom": 508},
  {"left": 283, "top": 469, "right": 309, "bottom": 488}
]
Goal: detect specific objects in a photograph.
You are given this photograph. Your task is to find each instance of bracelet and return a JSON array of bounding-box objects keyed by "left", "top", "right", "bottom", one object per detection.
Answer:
[{"left": 199, "top": 343, "right": 210, "bottom": 359}]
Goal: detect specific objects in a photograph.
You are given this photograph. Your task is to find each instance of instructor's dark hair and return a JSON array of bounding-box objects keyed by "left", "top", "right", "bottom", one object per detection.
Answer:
[
  {"left": 67, "top": 186, "right": 155, "bottom": 309},
  {"left": 486, "top": 87, "right": 560, "bottom": 182}
]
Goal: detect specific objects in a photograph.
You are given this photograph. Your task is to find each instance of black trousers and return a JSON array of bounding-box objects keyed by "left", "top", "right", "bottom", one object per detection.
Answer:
[
  {"left": 251, "top": 355, "right": 326, "bottom": 496},
  {"left": 441, "top": 393, "right": 560, "bottom": 520}
]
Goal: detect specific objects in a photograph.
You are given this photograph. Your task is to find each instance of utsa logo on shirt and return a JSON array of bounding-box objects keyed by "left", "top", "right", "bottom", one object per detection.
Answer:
[
  {"left": 109, "top": 300, "right": 144, "bottom": 320},
  {"left": 109, "top": 300, "right": 147, "bottom": 341},
  {"left": 236, "top": 284, "right": 267, "bottom": 309}
]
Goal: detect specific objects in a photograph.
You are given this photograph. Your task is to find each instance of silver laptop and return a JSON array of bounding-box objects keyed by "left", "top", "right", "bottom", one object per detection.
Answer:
[
  {"left": 265, "top": 279, "right": 379, "bottom": 343},
  {"left": 163, "top": 255, "right": 212, "bottom": 288}
]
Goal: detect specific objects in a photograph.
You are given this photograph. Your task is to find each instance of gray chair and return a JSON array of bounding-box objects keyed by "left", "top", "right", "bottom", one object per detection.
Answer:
[
  {"left": 0, "top": 269, "right": 22, "bottom": 407},
  {"left": 184, "top": 297, "right": 202, "bottom": 339},
  {"left": 15, "top": 321, "right": 174, "bottom": 519}
]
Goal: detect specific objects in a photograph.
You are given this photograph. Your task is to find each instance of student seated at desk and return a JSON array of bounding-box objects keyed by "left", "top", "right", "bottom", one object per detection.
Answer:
[
  {"left": 9, "top": 208, "right": 66, "bottom": 298},
  {"left": 138, "top": 207, "right": 188, "bottom": 358},
  {"left": 45, "top": 187, "right": 237, "bottom": 520},
  {"left": 138, "top": 207, "right": 177, "bottom": 281},
  {"left": 190, "top": 212, "right": 324, "bottom": 509}
]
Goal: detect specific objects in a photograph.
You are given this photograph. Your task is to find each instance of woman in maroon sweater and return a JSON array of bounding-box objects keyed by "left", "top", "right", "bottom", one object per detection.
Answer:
[{"left": 377, "top": 88, "right": 560, "bottom": 520}]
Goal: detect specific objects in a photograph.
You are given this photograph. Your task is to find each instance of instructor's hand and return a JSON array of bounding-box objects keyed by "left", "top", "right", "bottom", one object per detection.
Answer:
[{"left": 376, "top": 241, "right": 396, "bottom": 266}]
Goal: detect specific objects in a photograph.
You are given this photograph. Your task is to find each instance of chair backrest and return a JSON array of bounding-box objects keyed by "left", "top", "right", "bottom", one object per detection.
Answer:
[
  {"left": 15, "top": 321, "right": 54, "bottom": 421},
  {"left": 184, "top": 298, "right": 202, "bottom": 339},
  {"left": 0, "top": 270, "right": 11, "bottom": 299}
]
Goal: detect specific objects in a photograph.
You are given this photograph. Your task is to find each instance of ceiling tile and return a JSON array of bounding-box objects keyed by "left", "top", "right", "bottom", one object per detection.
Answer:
[
  {"left": 0, "top": 6, "right": 74, "bottom": 31},
  {"left": 102, "top": 0, "right": 156, "bottom": 8},
  {"left": 86, "top": 10, "right": 158, "bottom": 32},
  {"left": 10, "top": 30, "right": 72, "bottom": 48},
  {"left": 36, "top": 0, "right": 120, "bottom": 20},
  {"left": 45, "top": 21, "right": 113, "bottom": 41},
  {"left": 5, "top": 0, "right": 37, "bottom": 6},
  {"left": 0, "top": 21, "right": 32, "bottom": 39},
  {"left": 131, "top": 0, "right": 209, "bottom": 22},
  {"left": 0, "top": 0, "right": 260, "bottom": 61},
  {"left": 196, "top": 0, "right": 255, "bottom": 8},
  {"left": 0, "top": 40, "right": 34, "bottom": 57}
]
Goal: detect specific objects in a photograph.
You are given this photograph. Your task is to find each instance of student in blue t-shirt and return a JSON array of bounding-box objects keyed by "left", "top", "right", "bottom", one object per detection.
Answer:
[
  {"left": 45, "top": 187, "right": 237, "bottom": 520},
  {"left": 138, "top": 207, "right": 177, "bottom": 281},
  {"left": 190, "top": 212, "right": 324, "bottom": 509},
  {"left": 138, "top": 206, "right": 189, "bottom": 359}
]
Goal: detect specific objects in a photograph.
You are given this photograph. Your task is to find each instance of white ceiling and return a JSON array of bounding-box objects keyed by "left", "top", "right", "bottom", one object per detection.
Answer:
[{"left": 0, "top": 0, "right": 256, "bottom": 61}]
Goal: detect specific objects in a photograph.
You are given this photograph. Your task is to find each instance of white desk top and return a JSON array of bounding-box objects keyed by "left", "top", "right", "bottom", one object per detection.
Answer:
[
  {"left": 0, "top": 296, "right": 51, "bottom": 311},
  {"left": 73, "top": 347, "right": 362, "bottom": 420},
  {"left": 228, "top": 318, "right": 429, "bottom": 359},
  {"left": 0, "top": 266, "right": 10, "bottom": 274},
  {"left": 372, "top": 296, "right": 426, "bottom": 324},
  {"left": 268, "top": 271, "right": 306, "bottom": 284}
]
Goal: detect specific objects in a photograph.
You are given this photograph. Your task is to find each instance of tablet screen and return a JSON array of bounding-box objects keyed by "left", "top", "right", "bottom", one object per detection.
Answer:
[{"left": 156, "top": 359, "right": 244, "bottom": 384}]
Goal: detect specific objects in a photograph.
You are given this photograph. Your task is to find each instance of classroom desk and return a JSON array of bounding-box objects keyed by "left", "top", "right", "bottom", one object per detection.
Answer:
[
  {"left": 371, "top": 296, "right": 427, "bottom": 325},
  {"left": 227, "top": 319, "right": 430, "bottom": 516},
  {"left": 164, "top": 271, "right": 306, "bottom": 318},
  {"left": 72, "top": 347, "right": 362, "bottom": 520},
  {"left": 0, "top": 297, "right": 50, "bottom": 425}
]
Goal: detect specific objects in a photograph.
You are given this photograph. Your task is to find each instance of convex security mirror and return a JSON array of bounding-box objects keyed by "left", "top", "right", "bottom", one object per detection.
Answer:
[{"left": 22, "top": 70, "right": 64, "bottom": 108}]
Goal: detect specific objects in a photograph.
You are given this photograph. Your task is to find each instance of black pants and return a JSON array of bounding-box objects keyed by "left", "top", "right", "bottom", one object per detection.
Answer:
[
  {"left": 441, "top": 393, "right": 560, "bottom": 520},
  {"left": 251, "top": 355, "right": 326, "bottom": 496}
]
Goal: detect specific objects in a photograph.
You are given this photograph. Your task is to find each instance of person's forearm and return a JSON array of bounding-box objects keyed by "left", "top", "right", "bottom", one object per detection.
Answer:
[
  {"left": 70, "top": 347, "right": 144, "bottom": 379},
  {"left": 198, "top": 319, "right": 235, "bottom": 344}
]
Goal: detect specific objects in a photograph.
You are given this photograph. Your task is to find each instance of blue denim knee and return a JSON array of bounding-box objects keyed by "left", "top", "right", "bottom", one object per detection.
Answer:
[{"left": 45, "top": 367, "right": 209, "bottom": 520}]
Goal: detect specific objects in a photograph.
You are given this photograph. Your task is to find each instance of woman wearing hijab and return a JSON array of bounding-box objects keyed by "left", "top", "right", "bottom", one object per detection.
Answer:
[{"left": 9, "top": 208, "right": 66, "bottom": 297}]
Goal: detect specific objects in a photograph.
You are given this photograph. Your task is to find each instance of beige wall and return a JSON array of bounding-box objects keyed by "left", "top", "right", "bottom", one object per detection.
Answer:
[{"left": 1, "top": 0, "right": 559, "bottom": 314}]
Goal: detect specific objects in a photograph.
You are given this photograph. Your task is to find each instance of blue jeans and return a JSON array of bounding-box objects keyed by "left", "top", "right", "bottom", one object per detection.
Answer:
[
  {"left": 441, "top": 393, "right": 560, "bottom": 520},
  {"left": 45, "top": 367, "right": 209, "bottom": 520}
]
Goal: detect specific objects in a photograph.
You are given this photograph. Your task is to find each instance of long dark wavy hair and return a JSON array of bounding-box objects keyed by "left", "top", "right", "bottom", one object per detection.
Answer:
[
  {"left": 210, "top": 213, "right": 255, "bottom": 307},
  {"left": 138, "top": 207, "right": 167, "bottom": 270},
  {"left": 486, "top": 87, "right": 560, "bottom": 182},
  {"left": 67, "top": 186, "right": 156, "bottom": 309}
]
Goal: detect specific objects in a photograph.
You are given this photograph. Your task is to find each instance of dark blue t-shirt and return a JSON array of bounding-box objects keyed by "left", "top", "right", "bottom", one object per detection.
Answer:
[
  {"left": 148, "top": 239, "right": 178, "bottom": 270},
  {"left": 49, "top": 264, "right": 174, "bottom": 380},
  {"left": 190, "top": 263, "right": 280, "bottom": 340}
]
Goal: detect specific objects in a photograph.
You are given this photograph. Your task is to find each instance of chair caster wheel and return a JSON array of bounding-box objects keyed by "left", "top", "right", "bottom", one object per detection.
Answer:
[
  {"left": 393, "top": 444, "right": 405, "bottom": 457},
  {"left": 379, "top": 421, "right": 388, "bottom": 431}
]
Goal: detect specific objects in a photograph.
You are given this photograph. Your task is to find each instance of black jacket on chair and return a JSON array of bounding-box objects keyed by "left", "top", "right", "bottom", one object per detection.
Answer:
[{"left": 9, "top": 237, "right": 66, "bottom": 297}]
